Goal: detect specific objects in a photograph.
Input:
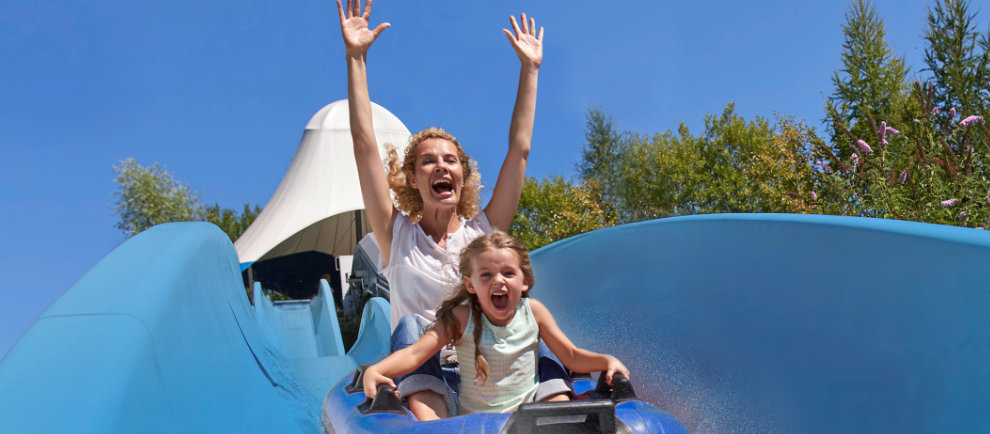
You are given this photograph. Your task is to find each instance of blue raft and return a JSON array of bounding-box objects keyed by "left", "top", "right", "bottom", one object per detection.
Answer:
[{"left": 322, "top": 365, "right": 688, "bottom": 433}]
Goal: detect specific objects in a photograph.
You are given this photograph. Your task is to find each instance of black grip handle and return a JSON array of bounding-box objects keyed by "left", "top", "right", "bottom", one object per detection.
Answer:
[
  {"left": 344, "top": 364, "right": 368, "bottom": 394},
  {"left": 595, "top": 371, "right": 638, "bottom": 403},
  {"left": 360, "top": 383, "right": 406, "bottom": 415}
]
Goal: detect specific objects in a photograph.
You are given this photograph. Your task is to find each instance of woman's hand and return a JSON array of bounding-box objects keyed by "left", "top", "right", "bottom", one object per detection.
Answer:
[
  {"left": 337, "top": 0, "right": 390, "bottom": 58},
  {"left": 361, "top": 365, "right": 397, "bottom": 400},
  {"left": 604, "top": 355, "right": 630, "bottom": 386},
  {"left": 502, "top": 13, "right": 543, "bottom": 69}
]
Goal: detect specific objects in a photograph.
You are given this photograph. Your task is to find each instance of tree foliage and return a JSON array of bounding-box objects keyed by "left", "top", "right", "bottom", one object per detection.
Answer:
[
  {"left": 583, "top": 104, "right": 818, "bottom": 223},
  {"left": 578, "top": 109, "right": 624, "bottom": 218},
  {"left": 510, "top": 176, "right": 616, "bottom": 250},
  {"left": 924, "top": 0, "right": 990, "bottom": 118},
  {"left": 112, "top": 158, "right": 260, "bottom": 241},
  {"left": 813, "top": 84, "right": 990, "bottom": 226},
  {"left": 112, "top": 158, "right": 201, "bottom": 236},
  {"left": 201, "top": 203, "right": 262, "bottom": 242},
  {"left": 826, "top": 0, "right": 914, "bottom": 161},
  {"left": 684, "top": 106, "right": 816, "bottom": 215},
  {"left": 808, "top": 0, "right": 990, "bottom": 227},
  {"left": 613, "top": 124, "right": 698, "bottom": 222}
]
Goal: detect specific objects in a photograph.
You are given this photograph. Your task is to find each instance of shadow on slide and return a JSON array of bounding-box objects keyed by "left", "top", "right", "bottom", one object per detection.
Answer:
[{"left": 531, "top": 213, "right": 990, "bottom": 433}]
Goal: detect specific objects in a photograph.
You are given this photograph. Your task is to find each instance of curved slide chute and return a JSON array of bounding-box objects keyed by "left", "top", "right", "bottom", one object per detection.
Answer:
[
  {"left": 0, "top": 222, "right": 388, "bottom": 433},
  {"left": 3, "top": 214, "right": 990, "bottom": 432},
  {"left": 531, "top": 213, "right": 990, "bottom": 432}
]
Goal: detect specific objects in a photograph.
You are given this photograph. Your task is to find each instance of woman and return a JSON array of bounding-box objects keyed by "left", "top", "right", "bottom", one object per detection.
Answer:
[{"left": 338, "top": 0, "right": 565, "bottom": 419}]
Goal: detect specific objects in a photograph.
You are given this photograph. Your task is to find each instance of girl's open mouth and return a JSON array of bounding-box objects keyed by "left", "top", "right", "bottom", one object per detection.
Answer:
[{"left": 491, "top": 292, "right": 509, "bottom": 310}]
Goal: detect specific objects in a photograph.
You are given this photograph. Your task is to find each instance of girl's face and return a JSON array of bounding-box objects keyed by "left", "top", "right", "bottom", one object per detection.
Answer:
[
  {"left": 464, "top": 247, "right": 530, "bottom": 326},
  {"left": 408, "top": 138, "right": 464, "bottom": 211}
]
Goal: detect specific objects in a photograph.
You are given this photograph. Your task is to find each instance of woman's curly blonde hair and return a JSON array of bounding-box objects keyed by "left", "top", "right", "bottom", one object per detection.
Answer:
[{"left": 386, "top": 127, "right": 482, "bottom": 221}]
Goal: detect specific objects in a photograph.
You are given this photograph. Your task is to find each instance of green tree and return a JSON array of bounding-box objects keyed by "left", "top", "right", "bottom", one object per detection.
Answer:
[
  {"left": 112, "top": 158, "right": 201, "bottom": 236},
  {"left": 825, "top": 0, "right": 913, "bottom": 161},
  {"left": 510, "top": 176, "right": 616, "bottom": 250},
  {"left": 614, "top": 124, "right": 700, "bottom": 221},
  {"left": 112, "top": 158, "right": 260, "bottom": 241},
  {"left": 201, "top": 203, "right": 262, "bottom": 242},
  {"left": 811, "top": 0, "right": 990, "bottom": 225},
  {"left": 813, "top": 86, "right": 990, "bottom": 226},
  {"left": 609, "top": 104, "right": 818, "bottom": 221},
  {"left": 924, "top": 0, "right": 990, "bottom": 118},
  {"left": 578, "top": 108, "right": 625, "bottom": 220}
]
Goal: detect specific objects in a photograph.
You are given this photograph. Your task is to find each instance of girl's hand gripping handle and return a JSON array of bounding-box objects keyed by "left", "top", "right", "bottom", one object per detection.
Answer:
[{"left": 361, "top": 365, "right": 397, "bottom": 399}]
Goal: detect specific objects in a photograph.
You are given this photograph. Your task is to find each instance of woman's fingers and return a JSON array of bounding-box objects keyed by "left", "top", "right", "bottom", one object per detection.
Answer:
[
  {"left": 362, "top": 0, "right": 372, "bottom": 20},
  {"left": 509, "top": 15, "right": 522, "bottom": 38},
  {"left": 507, "top": 14, "right": 540, "bottom": 40},
  {"left": 501, "top": 28, "right": 518, "bottom": 46},
  {"left": 372, "top": 22, "right": 390, "bottom": 38},
  {"left": 336, "top": 0, "right": 346, "bottom": 23}
]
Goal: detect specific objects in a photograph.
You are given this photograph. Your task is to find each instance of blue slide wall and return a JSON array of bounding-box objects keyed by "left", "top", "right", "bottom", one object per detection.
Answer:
[
  {"left": 3, "top": 214, "right": 990, "bottom": 432},
  {"left": 0, "top": 223, "right": 336, "bottom": 432},
  {"left": 531, "top": 213, "right": 990, "bottom": 433}
]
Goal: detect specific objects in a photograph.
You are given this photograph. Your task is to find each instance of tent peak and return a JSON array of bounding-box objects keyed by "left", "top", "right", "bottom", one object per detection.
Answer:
[
  {"left": 306, "top": 99, "right": 409, "bottom": 135},
  {"left": 234, "top": 100, "right": 411, "bottom": 264}
]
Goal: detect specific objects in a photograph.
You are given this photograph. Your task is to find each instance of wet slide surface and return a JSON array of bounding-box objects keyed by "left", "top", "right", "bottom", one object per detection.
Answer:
[
  {"left": 531, "top": 214, "right": 990, "bottom": 432},
  {"left": 3, "top": 214, "right": 990, "bottom": 432}
]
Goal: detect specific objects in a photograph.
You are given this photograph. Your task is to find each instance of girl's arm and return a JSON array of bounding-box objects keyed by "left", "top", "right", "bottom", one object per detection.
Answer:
[
  {"left": 362, "top": 306, "right": 470, "bottom": 398},
  {"left": 485, "top": 13, "right": 543, "bottom": 231},
  {"left": 530, "top": 299, "right": 630, "bottom": 385},
  {"left": 338, "top": 0, "right": 397, "bottom": 265}
]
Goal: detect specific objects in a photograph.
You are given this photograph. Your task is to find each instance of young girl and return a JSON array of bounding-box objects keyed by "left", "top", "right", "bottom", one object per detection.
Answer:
[{"left": 362, "top": 231, "right": 629, "bottom": 420}]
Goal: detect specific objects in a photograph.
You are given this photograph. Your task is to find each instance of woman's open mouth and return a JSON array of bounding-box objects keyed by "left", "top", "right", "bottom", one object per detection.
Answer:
[{"left": 431, "top": 178, "right": 454, "bottom": 196}]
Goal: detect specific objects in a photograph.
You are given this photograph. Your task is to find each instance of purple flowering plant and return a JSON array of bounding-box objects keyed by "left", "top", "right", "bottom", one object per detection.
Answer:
[{"left": 812, "top": 83, "right": 990, "bottom": 228}]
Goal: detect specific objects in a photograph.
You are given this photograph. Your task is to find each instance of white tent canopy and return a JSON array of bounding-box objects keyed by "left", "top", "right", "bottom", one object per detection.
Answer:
[{"left": 234, "top": 100, "right": 411, "bottom": 266}]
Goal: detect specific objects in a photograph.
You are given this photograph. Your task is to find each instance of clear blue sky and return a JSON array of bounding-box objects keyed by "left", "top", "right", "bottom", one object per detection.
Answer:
[{"left": 1, "top": 0, "right": 946, "bottom": 357}]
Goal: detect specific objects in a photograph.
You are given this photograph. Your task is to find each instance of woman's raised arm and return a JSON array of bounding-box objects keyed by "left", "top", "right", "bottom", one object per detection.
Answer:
[
  {"left": 338, "top": 0, "right": 397, "bottom": 264},
  {"left": 485, "top": 13, "right": 543, "bottom": 231}
]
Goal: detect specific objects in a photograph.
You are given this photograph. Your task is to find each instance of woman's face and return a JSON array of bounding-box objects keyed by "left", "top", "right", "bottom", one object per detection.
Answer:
[{"left": 408, "top": 138, "right": 464, "bottom": 210}]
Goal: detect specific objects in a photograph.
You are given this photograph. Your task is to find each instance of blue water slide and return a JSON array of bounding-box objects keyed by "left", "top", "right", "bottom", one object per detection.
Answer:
[
  {"left": 3, "top": 214, "right": 990, "bottom": 432},
  {"left": 0, "top": 222, "right": 389, "bottom": 433},
  {"left": 530, "top": 213, "right": 990, "bottom": 432}
]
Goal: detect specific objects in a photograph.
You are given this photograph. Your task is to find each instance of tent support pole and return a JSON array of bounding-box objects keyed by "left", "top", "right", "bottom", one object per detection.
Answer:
[{"left": 354, "top": 210, "right": 363, "bottom": 247}]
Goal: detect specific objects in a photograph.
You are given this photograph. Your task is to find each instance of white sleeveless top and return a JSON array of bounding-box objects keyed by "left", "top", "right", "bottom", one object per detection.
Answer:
[{"left": 382, "top": 212, "right": 492, "bottom": 330}]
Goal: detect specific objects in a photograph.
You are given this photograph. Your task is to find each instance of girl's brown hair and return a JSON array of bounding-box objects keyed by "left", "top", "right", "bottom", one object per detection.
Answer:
[
  {"left": 386, "top": 127, "right": 482, "bottom": 221},
  {"left": 433, "top": 230, "right": 535, "bottom": 384}
]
